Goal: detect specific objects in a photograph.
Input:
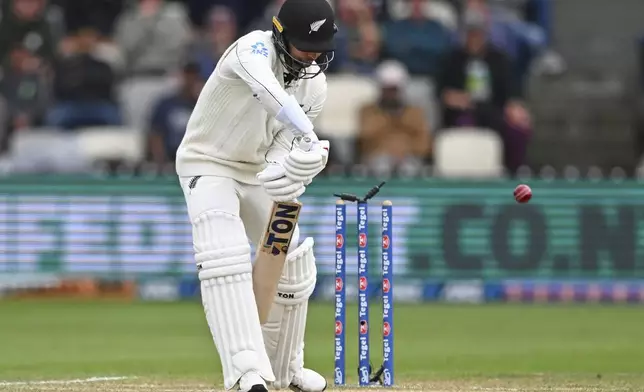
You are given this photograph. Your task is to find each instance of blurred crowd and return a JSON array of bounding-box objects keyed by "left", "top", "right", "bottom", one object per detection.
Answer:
[{"left": 0, "top": 0, "right": 568, "bottom": 176}]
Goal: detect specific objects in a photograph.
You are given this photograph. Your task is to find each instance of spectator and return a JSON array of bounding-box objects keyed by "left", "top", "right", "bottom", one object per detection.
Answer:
[
  {"left": 191, "top": 6, "right": 238, "bottom": 81},
  {"left": 464, "top": 0, "right": 553, "bottom": 93},
  {"left": 114, "top": 0, "right": 191, "bottom": 76},
  {"left": 114, "top": 0, "right": 191, "bottom": 132},
  {"left": 437, "top": 10, "right": 531, "bottom": 174},
  {"left": 333, "top": 0, "right": 380, "bottom": 74},
  {"left": 185, "top": 0, "right": 265, "bottom": 30},
  {"left": 357, "top": 60, "right": 431, "bottom": 175},
  {"left": 45, "top": 27, "right": 121, "bottom": 130},
  {"left": 0, "top": 44, "right": 50, "bottom": 133},
  {"left": 386, "top": 0, "right": 459, "bottom": 31},
  {"left": 148, "top": 62, "right": 203, "bottom": 166},
  {"left": 57, "top": 18, "right": 125, "bottom": 75},
  {"left": 246, "top": 0, "right": 285, "bottom": 33},
  {"left": 0, "top": 0, "right": 57, "bottom": 68},
  {"left": 428, "top": 0, "right": 459, "bottom": 31},
  {"left": 381, "top": 0, "right": 452, "bottom": 77},
  {"left": 51, "top": 0, "right": 125, "bottom": 36}
]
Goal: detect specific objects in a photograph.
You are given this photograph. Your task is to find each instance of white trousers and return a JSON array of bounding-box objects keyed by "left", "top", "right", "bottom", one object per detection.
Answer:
[
  {"left": 179, "top": 175, "right": 280, "bottom": 388},
  {"left": 179, "top": 175, "right": 311, "bottom": 389},
  {"left": 179, "top": 175, "right": 299, "bottom": 249}
]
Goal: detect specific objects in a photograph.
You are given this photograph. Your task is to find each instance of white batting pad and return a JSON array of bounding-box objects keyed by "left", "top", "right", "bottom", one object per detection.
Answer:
[
  {"left": 261, "top": 237, "right": 317, "bottom": 388},
  {"left": 194, "top": 210, "right": 275, "bottom": 389}
]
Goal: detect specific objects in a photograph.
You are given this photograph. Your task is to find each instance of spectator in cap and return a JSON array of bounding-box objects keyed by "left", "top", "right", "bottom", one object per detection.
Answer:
[{"left": 357, "top": 60, "right": 431, "bottom": 175}]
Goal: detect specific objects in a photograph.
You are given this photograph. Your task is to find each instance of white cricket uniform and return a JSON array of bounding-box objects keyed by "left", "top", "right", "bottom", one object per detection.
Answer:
[
  {"left": 176, "top": 30, "right": 325, "bottom": 390},
  {"left": 176, "top": 30, "right": 326, "bottom": 184}
]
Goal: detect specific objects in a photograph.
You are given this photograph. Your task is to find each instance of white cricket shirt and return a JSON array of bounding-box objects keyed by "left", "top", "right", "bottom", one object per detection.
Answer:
[{"left": 175, "top": 30, "right": 327, "bottom": 184}]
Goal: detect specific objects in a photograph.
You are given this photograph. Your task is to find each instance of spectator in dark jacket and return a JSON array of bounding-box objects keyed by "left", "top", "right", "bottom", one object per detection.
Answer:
[
  {"left": 437, "top": 9, "right": 531, "bottom": 174},
  {"left": 45, "top": 27, "right": 121, "bottom": 130},
  {"left": 51, "top": 0, "right": 125, "bottom": 36}
]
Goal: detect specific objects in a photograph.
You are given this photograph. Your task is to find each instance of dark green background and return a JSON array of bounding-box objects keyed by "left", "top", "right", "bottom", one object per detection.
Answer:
[{"left": 0, "top": 175, "right": 642, "bottom": 279}]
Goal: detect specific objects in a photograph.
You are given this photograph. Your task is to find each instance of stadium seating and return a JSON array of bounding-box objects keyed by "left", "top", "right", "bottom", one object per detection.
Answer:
[
  {"left": 117, "top": 76, "right": 179, "bottom": 132},
  {"left": 319, "top": 75, "right": 436, "bottom": 165},
  {"left": 8, "top": 128, "right": 89, "bottom": 173},
  {"left": 317, "top": 75, "right": 379, "bottom": 137},
  {"left": 76, "top": 126, "right": 145, "bottom": 166},
  {"left": 316, "top": 75, "right": 378, "bottom": 163},
  {"left": 404, "top": 76, "right": 439, "bottom": 130},
  {"left": 433, "top": 127, "right": 504, "bottom": 178}
]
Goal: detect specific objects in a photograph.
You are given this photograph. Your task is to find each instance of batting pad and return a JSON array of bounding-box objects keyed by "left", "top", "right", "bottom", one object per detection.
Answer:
[
  {"left": 194, "top": 210, "right": 275, "bottom": 389},
  {"left": 261, "top": 237, "right": 317, "bottom": 388}
]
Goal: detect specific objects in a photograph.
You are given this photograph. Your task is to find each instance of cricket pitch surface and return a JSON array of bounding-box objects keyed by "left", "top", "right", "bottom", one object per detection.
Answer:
[
  {"left": 1, "top": 301, "right": 643, "bottom": 392},
  {"left": 1, "top": 377, "right": 643, "bottom": 392}
]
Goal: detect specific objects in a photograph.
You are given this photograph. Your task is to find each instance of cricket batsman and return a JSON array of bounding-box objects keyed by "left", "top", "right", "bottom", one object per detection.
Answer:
[{"left": 175, "top": 0, "right": 337, "bottom": 391}]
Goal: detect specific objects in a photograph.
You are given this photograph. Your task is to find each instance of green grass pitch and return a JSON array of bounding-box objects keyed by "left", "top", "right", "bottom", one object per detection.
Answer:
[{"left": 1, "top": 300, "right": 643, "bottom": 391}]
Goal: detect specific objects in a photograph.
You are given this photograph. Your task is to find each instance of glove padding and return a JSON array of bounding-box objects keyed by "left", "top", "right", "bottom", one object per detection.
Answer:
[
  {"left": 257, "top": 162, "right": 306, "bottom": 202},
  {"left": 284, "top": 140, "right": 329, "bottom": 184}
]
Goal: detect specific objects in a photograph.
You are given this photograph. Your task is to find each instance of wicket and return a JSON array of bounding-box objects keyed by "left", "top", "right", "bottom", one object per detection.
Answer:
[{"left": 334, "top": 186, "right": 394, "bottom": 387}]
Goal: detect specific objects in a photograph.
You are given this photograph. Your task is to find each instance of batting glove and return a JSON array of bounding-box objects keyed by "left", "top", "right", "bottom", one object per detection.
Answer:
[
  {"left": 283, "top": 140, "right": 329, "bottom": 184},
  {"left": 257, "top": 162, "right": 306, "bottom": 202}
]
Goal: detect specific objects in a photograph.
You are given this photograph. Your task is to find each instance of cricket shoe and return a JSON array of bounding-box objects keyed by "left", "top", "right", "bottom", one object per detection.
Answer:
[
  {"left": 238, "top": 371, "right": 268, "bottom": 392},
  {"left": 289, "top": 368, "right": 327, "bottom": 392}
]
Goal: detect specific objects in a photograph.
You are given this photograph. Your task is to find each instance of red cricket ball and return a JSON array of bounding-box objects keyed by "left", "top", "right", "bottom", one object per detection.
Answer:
[{"left": 514, "top": 184, "right": 532, "bottom": 203}]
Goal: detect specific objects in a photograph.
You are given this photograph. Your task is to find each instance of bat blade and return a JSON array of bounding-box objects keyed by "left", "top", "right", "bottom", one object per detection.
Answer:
[{"left": 253, "top": 200, "right": 302, "bottom": 324}]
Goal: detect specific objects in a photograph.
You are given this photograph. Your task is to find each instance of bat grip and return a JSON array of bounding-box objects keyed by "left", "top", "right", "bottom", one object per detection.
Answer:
[{"left": 298, "top": 136, "right": 313, "bottom": 152}]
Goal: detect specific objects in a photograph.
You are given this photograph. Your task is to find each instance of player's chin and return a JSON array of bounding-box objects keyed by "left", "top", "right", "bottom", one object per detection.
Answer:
[{"left": 292, "top": 58, "right": 314, "bottom": 68}]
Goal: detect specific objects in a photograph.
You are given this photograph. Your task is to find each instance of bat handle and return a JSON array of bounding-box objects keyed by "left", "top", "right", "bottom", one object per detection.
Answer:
[{"left": 299, "top": 136, "right": 313, "bottom": 152}]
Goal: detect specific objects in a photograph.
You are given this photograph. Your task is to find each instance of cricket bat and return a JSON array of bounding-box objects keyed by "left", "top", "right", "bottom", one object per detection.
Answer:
[
  {"left": 253, "top": 136, "right": 315, "bottom": 323},
  {"left": 253, "top": 200, "right": 302, "bottom": 324}
]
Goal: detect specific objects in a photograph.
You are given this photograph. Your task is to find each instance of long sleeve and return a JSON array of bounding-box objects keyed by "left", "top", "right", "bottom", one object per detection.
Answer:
[
  {"left": 221, "top": 32, "right": 316, "bottom": 136},
  {"left": 266, "top": 76, "right": 327, "bottom": 163},
  {"left": 225, "top": 34, "right": 292, "bottom": 118},
  {"left": 175, "top": 31, "right": 324, "bottom": 184}
]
